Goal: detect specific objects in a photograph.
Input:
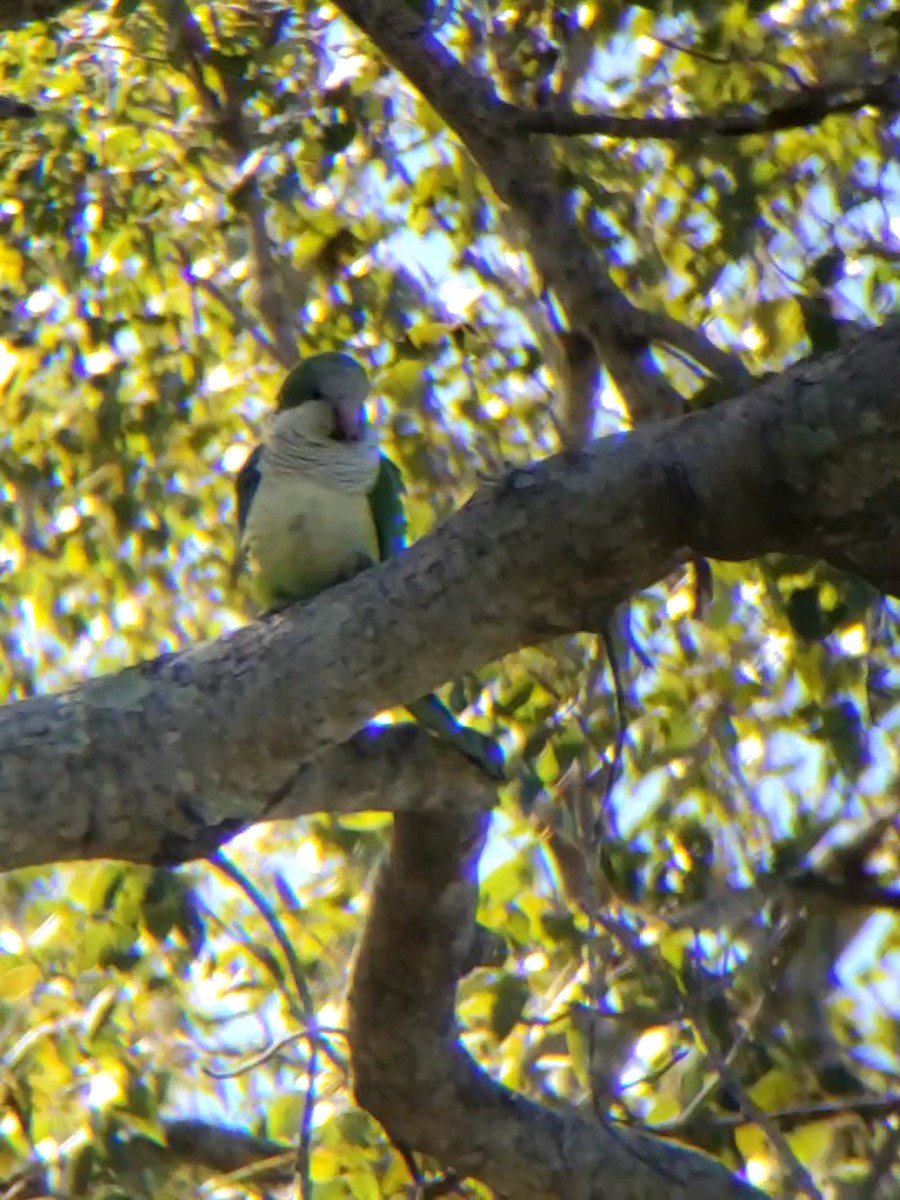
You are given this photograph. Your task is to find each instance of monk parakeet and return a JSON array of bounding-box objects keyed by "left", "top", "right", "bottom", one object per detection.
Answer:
[{"left": 235, "top": 352, "right": 504, "bottom": 781}]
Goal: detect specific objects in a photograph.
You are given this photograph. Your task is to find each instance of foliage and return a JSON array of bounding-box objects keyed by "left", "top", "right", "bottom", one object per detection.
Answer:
[{"left": 0, "top": 1, "right": 898, "bottom": 1197}]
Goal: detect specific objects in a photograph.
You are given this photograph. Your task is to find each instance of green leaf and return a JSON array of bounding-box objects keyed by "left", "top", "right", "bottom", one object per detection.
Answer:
[
  {"left": 489, "top": 973, "right": 529, "bottom": 1042},
  {"left": 268, "top": 1092, "right": 308, "bottom": 1141}
]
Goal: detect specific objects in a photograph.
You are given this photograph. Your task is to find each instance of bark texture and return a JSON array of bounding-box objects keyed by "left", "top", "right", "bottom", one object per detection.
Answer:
[
  {"left": 0, "top": 0, "right": 74, "bottom": 26},
  {"left": 348, "top": 810, "right": 763, "bottom": 1199},
  {"left": 1, "top": 320, "right": 898, "bottom": 870}
]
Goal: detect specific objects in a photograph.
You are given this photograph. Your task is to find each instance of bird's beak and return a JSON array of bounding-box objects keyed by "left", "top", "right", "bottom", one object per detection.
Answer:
[{"left": 333, "top": 399, "right": 366, "bottom": 442}]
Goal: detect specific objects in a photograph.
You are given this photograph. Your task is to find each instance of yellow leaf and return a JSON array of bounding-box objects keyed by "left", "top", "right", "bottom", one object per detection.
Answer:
[
  {"left": 407, "top": 321, "right": 453, "bottom": 348},
  {"left": 338, "top": 812, "right": 391, "bottom": 832},
  {"left": 658, "top": 928, "right": 692, "bottom": 972},
  {"left": 748, "top": 1067, "right": 797, "bottom": 1111},
  {"left": 645, "top": 1092, "right": 682, "bottom": 1124},
  {"left": 787, "top": 1122, "right": 832, "bottom": 1169},
  {"left": 735, "top": 1121, "right": 768, "bottom": 1162},
  {"left": 0, "top": 961, "right": 42, "bottom": 999}
]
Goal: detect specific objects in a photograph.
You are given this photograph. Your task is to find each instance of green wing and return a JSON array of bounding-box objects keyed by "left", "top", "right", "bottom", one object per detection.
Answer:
[
  {"left": 229, "top": 444, "right": 263, "bottom": 585},
  {"left": 367, "top": 454, "right": 407, "bottom": 562},
  {"left": 235, "top": 445, "right": 263, "bottom": 537}
]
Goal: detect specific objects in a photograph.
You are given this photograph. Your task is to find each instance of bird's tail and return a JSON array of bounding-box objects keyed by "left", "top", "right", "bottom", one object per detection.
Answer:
[{"left": 405, "top": 694, "right": 505, "bottom": 782}]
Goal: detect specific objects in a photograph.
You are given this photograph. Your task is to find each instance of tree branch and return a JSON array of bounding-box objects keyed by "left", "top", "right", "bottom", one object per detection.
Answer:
[
  {"left": 0, "top": 0, "right": 75, "bottom": 29},
  {"left": 0, "top": 717, "right": 498, "bottom": 870},
  {"left": 0, "top": 96, "right": 36, "bottom": 118},
  {"left": 662, "top": 1094, "right": 900, "bottom": 1139},
  {"left": 347, "top": 809, "right": 764, "bottom": 1197},
  {"left": 332, "top": 0, "right": 753, "bottom": 422},
  {"left": 168, "top": 0, "right": 298, "bottom": 364},
  {"left": 1, "top": 320, "right": 899, "bottom": 872},
  {"left": 512, "top": 76, "right": 900, "bottom": 141},
  {"left": 0, "top": 1118, "right": 294, "bottom": 1197}
]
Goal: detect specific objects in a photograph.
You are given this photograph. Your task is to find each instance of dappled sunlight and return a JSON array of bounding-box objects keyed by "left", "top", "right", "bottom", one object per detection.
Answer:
[{"left": 0, "top": 0, "right": 896, "bottom": 1196}]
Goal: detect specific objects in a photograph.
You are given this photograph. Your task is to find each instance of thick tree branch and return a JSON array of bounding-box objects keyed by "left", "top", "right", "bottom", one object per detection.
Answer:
[
  {"left": 1, "top": 320, "right": 899, "bottom": 872},
  {"left": 347, "top": 810, "right": 764, "bottom": 1198},
  {"left": 513, "top": 76, "right": 900, "bottom": 140},
  {"left": 0, "top": 718, "right": 498, "bottom": 869},
  {"left": 0, "top": 0, "right": 74, "bottom": 28},
  {"left": 333, "top": 0, "right": 753, "bottom": 422}
]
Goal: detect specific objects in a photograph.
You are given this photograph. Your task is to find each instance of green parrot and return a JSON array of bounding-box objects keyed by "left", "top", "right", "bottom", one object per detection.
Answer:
[{"left": 235, "top": 351, "right": 504, "bottom": 781}]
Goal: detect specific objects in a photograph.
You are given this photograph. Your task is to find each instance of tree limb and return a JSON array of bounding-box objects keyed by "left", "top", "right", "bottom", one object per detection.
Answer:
[
  {"left": 0, "top": 1118, "right": 295, "bottom": 1197},
  {"left": 512, "top": 76, "right": 900, "bottom": 141},
  {"left": 661, "top": 1094, "right": 900, "bottom": 1138},
  {"left": 1, "top": 320, "right": 899, "bottom": 872},
  {"left": 332, "top": 0, "right": 753, "bottom": 422},
  {"left": 0, "top": 0, "right": 75, "bottom": 29}
]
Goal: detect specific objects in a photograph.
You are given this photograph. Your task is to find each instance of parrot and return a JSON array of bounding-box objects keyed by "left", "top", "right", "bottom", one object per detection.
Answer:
[{"left": 235, "top": 351, "right": 505, "bottom": 782}]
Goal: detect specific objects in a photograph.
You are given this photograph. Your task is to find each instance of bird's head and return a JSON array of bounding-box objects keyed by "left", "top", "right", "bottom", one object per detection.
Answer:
[{"left": 276, "top": 352, "right": 370, "bottom": 442}]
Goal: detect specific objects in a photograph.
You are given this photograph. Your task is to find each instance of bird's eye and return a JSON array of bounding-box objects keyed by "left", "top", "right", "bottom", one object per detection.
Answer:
[{"left": 309, "top": 387, "right": 324, "bottom": 401}]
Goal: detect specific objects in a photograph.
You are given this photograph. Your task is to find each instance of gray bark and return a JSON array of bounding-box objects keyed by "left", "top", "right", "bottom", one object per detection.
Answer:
[
  {"left": 1, "top": 319, "right": 898, "bottom": 871},
  {"left": 332, "top": 0, "right": 754, "bottom": 423},
  {"left": 349, "top": 809, "right": 765, "bottom": 1198}
]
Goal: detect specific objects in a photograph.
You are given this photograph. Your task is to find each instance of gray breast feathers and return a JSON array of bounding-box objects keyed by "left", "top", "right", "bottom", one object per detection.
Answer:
[{"left": 262, "top": 411, "right": 381, "bottom": 495}]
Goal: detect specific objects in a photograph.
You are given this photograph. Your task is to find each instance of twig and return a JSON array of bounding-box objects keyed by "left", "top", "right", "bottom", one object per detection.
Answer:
[
  {"left": 203, "top": 1025, "right": 347, "bottom": 1079},
  {"left": 691, "top": 1009, "right": 824, "bottom": 1199},
  {"left": 294, "top": 1037, "right": 318, "bottom": 1200},
  {"left": 858, "top": 1120, "right": 900, "bottom": 1200},
  {"left": 211, "top": 852, "right": 322, "bottom": 1200},
  {"left": 210, "top": 852, "right": 316, "bottom": 1021}
]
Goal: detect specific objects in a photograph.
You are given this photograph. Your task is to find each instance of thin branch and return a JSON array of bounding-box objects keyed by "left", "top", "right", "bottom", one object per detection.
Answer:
[
  {"left": 167, "top": 0, "right": 297, "bottom": 364},
  {"left": 858, "top": 1122, "right": 900, "bottom": 1200},
  {"left": 210, "top": 852, "right": 323, "bottom": 1200},
  {"left": 789, "top": 872, "right": 900, "bottom": 911},
  {"left": 165, "top": 1118, "right": 294, "bottom": 1183},
  {"left": 347, "top": 809, "right": 764, "bottom": 1197},
  {"left": 558, "top": 329, "right": 601, "bottom": 449},
  {"left": 0, "top": 96, "right": 36, "bottom": 119},
  {"left": 175, "top": 245, "right": 281, "bottom": 360},
  {"left": 210, "top": 852, "right": 317, "bottom": 1020},
  {"left": 511, "top": 76, "right": 900, "bottom": 141},
  {"left": 0, "top": 1120, "right": 297, "bottom": 1195},
  {"left": 295, "top": 1036, "right": 318, "bottom": 1200},
  {"left": 203, "top": 1026, "right": 346, "bottom": 1079},
  {"left": 230, "top": 161, "right": 299, "bottom": 365},
  {"left": 661, "top": 1094, "right": 900, "bottom": 1138},
  {"left": 642, "top": 311, "right": 755, "bottom": 388},
  {"left": 690, "top": 1009, "right": 823, "bottom": 1200}
]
